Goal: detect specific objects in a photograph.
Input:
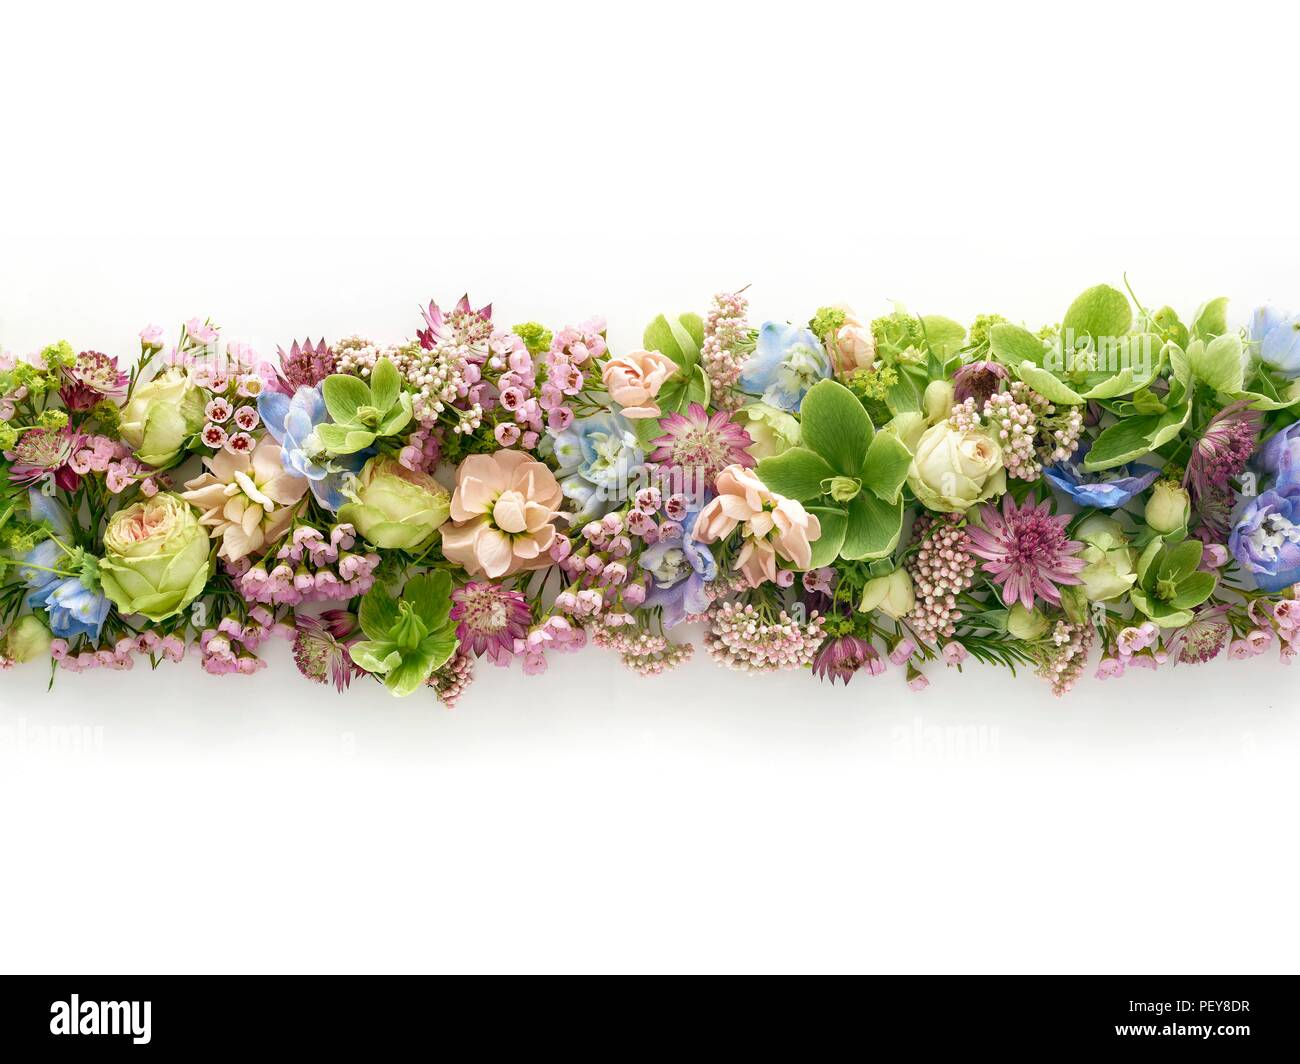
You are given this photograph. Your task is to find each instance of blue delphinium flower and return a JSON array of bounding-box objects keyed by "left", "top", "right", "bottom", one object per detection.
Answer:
[
  {"left": 737, "top": 322, "right": 831, "bottom": 412},
  {"left": 1229, "top": 475, "right": 1300, "bottom": 592},
  {"left": 1250, "top": 306, "right": 1300, "bottom": 378},
  {"left": 550, "top": 411, "right": 644, "bottom": 521},
  {"left": 258, "top": 385, "right": 367, "bottom": 511},
  {"left": 20, "top": 492, "right": 110, "bottom": 641},
  {"left": 639, "top": 507, "right": 717, "bottom": 627},
  {"left": 1257, "top": 421, "right": 1300, "bottom": 481},
  {"left": 1042, "top": 442, "right": 1161, "bottom": 509}
]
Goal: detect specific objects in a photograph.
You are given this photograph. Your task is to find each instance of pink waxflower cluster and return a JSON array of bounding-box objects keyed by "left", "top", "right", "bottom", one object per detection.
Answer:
[
  {"left": 199, "top": 609, "right": 291, "bottom": 675},
  {"left": 200, "top": 393, "right": 261, "bottom": 455},
  {"left": 51, "top": 630, "right": 186, "bottom": 672},
  {"left": 230, "top": 524, "right": 380, "bottom": 605},
  {"left": 539, "top": 318, "right": 606, "bottom": 435},
  {"left": 519, "top": 615, "right": 588, "bottom": 675},
  {"left": 552, "top": 509, "right": 648, "bottom": 619}
]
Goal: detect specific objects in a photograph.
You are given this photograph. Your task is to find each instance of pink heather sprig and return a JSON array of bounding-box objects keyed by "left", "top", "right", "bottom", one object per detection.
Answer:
[
  {"left": 539, "top": 317, "right": 605, "bottom": 433},
  {"left": 701, "top": 291, "right": 753, "bottom": 409},
  {"left": 905, "top": 515, "right": 976, "bottom": 641},
  {"left": 703, "top": 601, "right": 825, "bottom": 673},
  {"left": 230, "top": 524, "right": 380, "bottom": 606}
]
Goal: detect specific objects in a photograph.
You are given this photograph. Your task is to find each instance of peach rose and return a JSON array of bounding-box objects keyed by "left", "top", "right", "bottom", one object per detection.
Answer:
[
  {"left": 692, "top": 464, "right": 821, "bottom": 588},
  {"left": 440, "top": 450, "right": 563, "bottom": 578},
  {"left": 825, "top": 306, "right": 876, "bottom": 377},
  {"left": 601, "top": 349, "right": 678, "bottom": 418}
]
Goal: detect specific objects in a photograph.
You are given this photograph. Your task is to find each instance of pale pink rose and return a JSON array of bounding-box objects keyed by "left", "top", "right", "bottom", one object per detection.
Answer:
[
  {"left": 693, "top": 463, "right": 820, "bottom": 587},
  {"left": 601, "top": 349, "right": 679, "bottom": 418},
  {"left": 441, "top": 450, "right": 563, "bottom": 579}
]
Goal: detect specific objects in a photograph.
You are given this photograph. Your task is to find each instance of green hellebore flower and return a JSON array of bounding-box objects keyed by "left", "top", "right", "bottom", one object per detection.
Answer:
[
  {"left": 348, "top": 570, "right": 459, "bottom": 697},
  {"left": 316, "top": 358, "right": 414, "bottom": 455}
]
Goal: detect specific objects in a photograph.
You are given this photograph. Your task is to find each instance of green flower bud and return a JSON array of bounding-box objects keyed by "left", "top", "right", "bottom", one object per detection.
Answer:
[
  {"left": 1075, "top": 515, "right": 1137, "bottom": 602},
  {"left": 4, "top": 614, "right": 52, "bottom": 663},
  {"left": 119, "top": 369, "right": 205, "bottom": 468},
  {"left": 337, "top": 456, "right": 451, "bottom": 550},
  {"left": 923, "top": 379, "right": 956, "bottom": 424},
  {"left": 859, "top": 568, "right": 916, "bottom": 619},
  {"left": 99, "top": 493, "right": 213, "bottom": 621},
  {"left": 1007, "top": 602, "right": 1050, "bottom": 640},
  {"left": 1144, "top": 479, "right": 1191, "bottom": 536}
]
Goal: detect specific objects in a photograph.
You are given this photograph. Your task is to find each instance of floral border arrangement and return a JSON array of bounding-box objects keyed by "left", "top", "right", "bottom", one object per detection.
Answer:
[{"left": 2, "top": 284, "right": 1299, "bottom": 701}]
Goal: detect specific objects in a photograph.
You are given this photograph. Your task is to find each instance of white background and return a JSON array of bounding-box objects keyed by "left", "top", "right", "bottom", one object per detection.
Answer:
[{"left": 2, "top": 0, "right": 1298, "bottom": 973}]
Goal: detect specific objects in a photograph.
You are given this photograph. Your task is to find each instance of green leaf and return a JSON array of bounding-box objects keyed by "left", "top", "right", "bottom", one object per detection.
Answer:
[
  {"left": 1159, "top": 539, "right": 1202, "bottom": 582},
  {"left": 359, "top": 585, "right": 401, "bottom": 640},
  {"left": 349, "top": 640, "right": 402, "bottom": 676},
  {"left": 1084, "top": 406, "right": 1190, "bottom": 470},
  {"left": 377, "top": 394, "right": 414, "bottom": 437},
  {"left": 1152, "top": 306, "right": 1189, "bottom": 347},
  {"left": 1187, "top": 334, "right": 1244, "bottom": 395},
  {"left": 805, "top": 506, "right": 847, "bottom": 568},
  {"left": 919, "top": 315, "right": 966, "bottom": 359},
  {"left": 404, "top": 570, "right": 453, "bottom": 631},
  {"left": 1135, "top": 538, "right": 1163, "bottom": 585},
  {"left": 678, "top": 312, "right": 705, "bottom": 350},
  {"left": 1063, "top": 284, "right": 1132, "bottom": 345},
  {"left": 1015, "top": 361, "right": 1085, "bottom": 405},
  {"left": 884, "top": 372, "right": 920, "bottom": 414},
  {"left": 1130, "top": 589, "right": 1194, "bottom": 629},
  {"left": 989, "top": 323, "right": 1048, "bottom": 367},
  {"left": 859, "top": 432, "right": 912, "bottom": 504},
  {"left": 798, "top": 379, "right": 874, "bottom": 477},
  {"left": 323, "top": 373, "right": 371, "bottom": 424},
  {"left": 643, "top": 313, "right": 700, "bottom": 372},
  {"left": 755, "top": 447, "right": 834, "bottom": 501},
  {"left": 316, "top": 423, "right": 376, "bottom": 455},
  {"left": 385, "top": 652, "right": 438, "bottom": 697},
  {"left": 1191, "top": 296, "right": 1229, "bottom": 341},
  {"left": 1170, "top": 571, "right": 1216, "bottom": 610},
  {"left": 683, "top": 364, "right": 710, "bottom": 407},
  {"left": 369, "top": 357, "right": 400, "bottom": 413},
  {"left": 840, "top": 493, "right": 903, "bottom": 561}
]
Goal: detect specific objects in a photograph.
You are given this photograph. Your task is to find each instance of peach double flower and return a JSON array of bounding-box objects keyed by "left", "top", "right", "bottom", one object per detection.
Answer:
[
  {"left": 441, "top": 450, "right": 563, "bottom": 578},
  {"left": 693, "top": 464, "right": 821, "bottom": 588},
  {"left": 601, "top": 349, "right": 678, "bottom": 419}
]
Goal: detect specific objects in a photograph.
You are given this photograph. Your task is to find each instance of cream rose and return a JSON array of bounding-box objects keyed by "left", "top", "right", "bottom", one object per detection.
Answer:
[{"left": 907, "top": 422, "right": 1006, "bottom": 512}]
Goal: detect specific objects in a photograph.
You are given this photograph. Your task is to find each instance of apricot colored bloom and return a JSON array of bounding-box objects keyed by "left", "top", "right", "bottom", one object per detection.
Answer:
[
  {"left": 181, "top": 437, "right": 309, "bottom": 561},
  {"left": 601, "top": 349, "right": 678, "bottom": 418},
  {"left": 692, "top": 464, "right": 821, "bottom": 588},
  {"left": 441, "top": 450, "right": 563, "bottom": 578}
]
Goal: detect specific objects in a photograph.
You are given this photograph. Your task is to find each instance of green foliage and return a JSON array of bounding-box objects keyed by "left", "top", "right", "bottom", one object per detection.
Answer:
[
  {"left": 756, "top": 379, "right": 908, "bottom": 565},
  {"left": 317, "top": 358, "right": 413, "bottom": 455},
  {"left": 348, "top": 570, "right": 459, "bottom": 696},
  {"left": 1129, "top": 537, "right": 1217, "bottom": 628},
  {"left": 642, "top": 311, "right": 710, "bottom": 414}
]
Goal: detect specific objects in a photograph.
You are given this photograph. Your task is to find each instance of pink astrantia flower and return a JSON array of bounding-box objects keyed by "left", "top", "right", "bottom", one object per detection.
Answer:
[
  {"left": 650, "top": 403, "right": 754, "bottom": 487},
  {"left": 966, "top": 494, "right": 1086, "bottom": 609},
  {"left": 450, "top": 581, "right": 532, "bottom": 666}
]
